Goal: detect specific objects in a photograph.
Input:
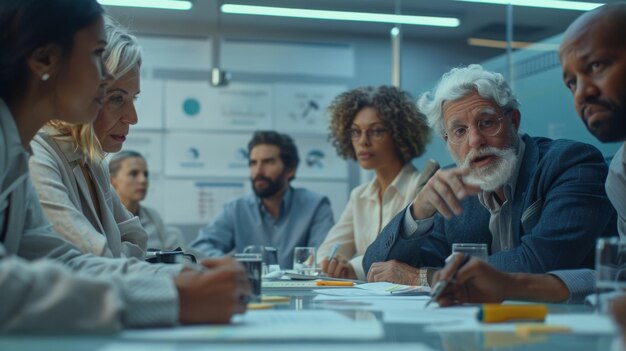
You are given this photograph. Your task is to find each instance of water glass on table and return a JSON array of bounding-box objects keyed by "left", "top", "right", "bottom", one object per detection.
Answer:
[
  {"left": 596, "top": 237, "right": 626, "bottom": 313},
  {"left": 234, "top": 253, "right": 263, "bottom": 302},
  {"left": 293, "top": 247, "right": 317, "bottom": 274},
  {"left": 451, "top": 243, "right": 488, "bottom": 261}
]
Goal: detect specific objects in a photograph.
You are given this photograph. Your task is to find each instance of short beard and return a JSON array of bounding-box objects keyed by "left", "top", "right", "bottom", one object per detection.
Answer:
[
  {"left": 450, "top": 145, "right": 518, "bottom": 192},
  {"left": 251, "top": 175, "right": 286, "bottom": 198}
]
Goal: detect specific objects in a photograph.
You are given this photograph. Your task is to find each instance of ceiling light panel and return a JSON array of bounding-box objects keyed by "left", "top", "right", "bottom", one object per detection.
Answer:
[{"left": 221, "top": 4, "right": 460, "bottom": 27}]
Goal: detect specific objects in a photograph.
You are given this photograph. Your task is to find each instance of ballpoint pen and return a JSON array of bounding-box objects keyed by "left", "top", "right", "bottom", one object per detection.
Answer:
[
  {"left": 328, "top": 243, "right": 341, "bottom": 261},
  {"left": 424, "top": 254, "right": 472, "bottom": 308}
]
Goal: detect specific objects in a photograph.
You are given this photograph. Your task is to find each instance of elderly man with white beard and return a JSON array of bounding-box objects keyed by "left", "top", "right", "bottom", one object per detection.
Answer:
[{"left": 363, "top": 64, "right": 617, "bottom": 286}]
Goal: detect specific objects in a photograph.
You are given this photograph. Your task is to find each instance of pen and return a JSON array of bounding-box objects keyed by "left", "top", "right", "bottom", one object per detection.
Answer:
[
  {"left": 328, "top": 243, "right": 340, "bottom": 261},
  {"left": 417, "top": 159, "right": 440, "bottom": 189},
  {"left": 316, "top": 280, "right": 354, "bottom": 286},
  {"left": 424, "top": 253, "right": 471, "bottom": 308}
]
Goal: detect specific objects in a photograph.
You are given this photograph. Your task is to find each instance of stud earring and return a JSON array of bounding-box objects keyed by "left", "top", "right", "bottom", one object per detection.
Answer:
[{"left": 41, "top": 73, "right": 50, "bottom": 82}]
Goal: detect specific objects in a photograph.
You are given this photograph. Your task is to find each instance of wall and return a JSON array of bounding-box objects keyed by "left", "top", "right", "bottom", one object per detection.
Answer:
[{"left": 115, "top": 23, "right": 500, "bottom": 242}]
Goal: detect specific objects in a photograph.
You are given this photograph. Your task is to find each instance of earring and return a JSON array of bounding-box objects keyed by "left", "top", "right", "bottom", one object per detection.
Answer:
[{"left": 41, "top": 73, "right": 50, "bottom": 82}]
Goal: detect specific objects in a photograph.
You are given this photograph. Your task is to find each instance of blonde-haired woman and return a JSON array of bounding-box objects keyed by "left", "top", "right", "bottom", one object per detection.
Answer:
[{"left": 29, "top": 16, "right": 145, "bottom": 258}]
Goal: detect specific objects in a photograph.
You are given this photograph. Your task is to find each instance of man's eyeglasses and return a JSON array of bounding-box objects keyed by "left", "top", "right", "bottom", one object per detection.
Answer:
[
  {"left": 349, "top": 128, "right": 389, "bottom": 141},
  {"left": 445, "top": 116, "right": 505, "bottom": 145}
]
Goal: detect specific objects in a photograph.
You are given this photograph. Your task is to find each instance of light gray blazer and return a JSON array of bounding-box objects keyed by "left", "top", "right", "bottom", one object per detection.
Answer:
[
  {"left": 29, "top": 129, "right": 147, "bottom": 258},
  {"left": 0, "top": 99, "right": 180, "bottom": 332}
]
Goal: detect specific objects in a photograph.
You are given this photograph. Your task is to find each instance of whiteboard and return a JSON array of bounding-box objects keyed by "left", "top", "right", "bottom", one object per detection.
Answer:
[
  {"left": 134, "top": 79, "right": 164, "bottom": 130},
  {"left": 120, "top": 131, "right": 164, "bottom": 175},
  {"left": 164, "top": 132, "right": 250, "bottom": 177},
  {"left": 274, "top": 83, "right": 346, "bottom": 134},
  {"left": 162, "top": 179, "right": 246, "bottom": 224},
  {"left": 293, "top": 136, "right": 348, "bottom": 180},
  {"left": 164, "top": 80, "right": 217, "bottom": 130}
]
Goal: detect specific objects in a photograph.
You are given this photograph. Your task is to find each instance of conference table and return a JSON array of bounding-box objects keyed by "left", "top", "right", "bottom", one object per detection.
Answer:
[{"left": 1, "top": 287, "right": 622, "bottom": 351}]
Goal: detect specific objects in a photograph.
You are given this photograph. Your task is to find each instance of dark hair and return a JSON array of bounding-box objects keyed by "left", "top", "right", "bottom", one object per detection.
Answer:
[
  {"left": 0, "top": 0, "right": 104, "bottom": 99},
  {"left": 109, "top": 150, "right": 145, "bottom": 177},
  {"left": 248, "top": 131, "right": 300, "bottom": 181},
  {"left": 328, "top": 86, "right": 431, "bottom": 163}
]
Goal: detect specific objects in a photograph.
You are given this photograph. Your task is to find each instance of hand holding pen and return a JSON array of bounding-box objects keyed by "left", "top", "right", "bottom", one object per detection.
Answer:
[
  {"left": 425, "top": 253, "right": 471, "bottom": 308},
  {"left": 321, "top": 243, "right": 358, "bottom": 280},
  {"left": 428, "top": 253, "right": 511, "bottom": 307}
]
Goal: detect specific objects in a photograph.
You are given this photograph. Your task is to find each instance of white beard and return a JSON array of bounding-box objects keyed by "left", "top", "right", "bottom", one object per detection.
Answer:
[{"left": 451, "top": 146, "right": 518, "bottom": 192}]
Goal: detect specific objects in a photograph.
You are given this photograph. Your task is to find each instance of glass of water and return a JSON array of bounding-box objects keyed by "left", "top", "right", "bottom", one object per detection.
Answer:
[
  {"left": 293, "top": 247, "right": 317, "bottom": 274},
  {"left": 451, "top": 243, "right": 488, "bottom": 260},
  {"left": 596, "top": 237, "right": 626, "bottom": 312}
]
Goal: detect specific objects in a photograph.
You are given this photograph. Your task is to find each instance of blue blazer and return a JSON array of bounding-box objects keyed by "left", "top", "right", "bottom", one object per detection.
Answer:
[{"left": 363, "top": 135, "right": 617, "bottom": 274}]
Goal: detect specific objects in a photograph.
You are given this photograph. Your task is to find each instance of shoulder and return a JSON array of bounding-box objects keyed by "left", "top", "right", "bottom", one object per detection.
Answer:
[
  {"left": 225, "top": 193, "right": 255, "bottom": 211},
  {"left": 348, "top": 181, "right": 371, "bottom": 200},
  {"left": 292, "top": 187, "right": 328, "bottom": 203},
  {"left": 141, "top": 205, "right": 159, "bottom": 216},
  {"left": 29, "top": 133, "right": 65, "bottom": 174},
  {"left": 533, "top": 136, "right": 603, "bottom": 163}
]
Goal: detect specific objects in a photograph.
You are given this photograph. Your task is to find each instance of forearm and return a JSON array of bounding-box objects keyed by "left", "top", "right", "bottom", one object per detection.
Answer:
[{"left": 505, "top": 273, "right": 570, "bottom": 303}]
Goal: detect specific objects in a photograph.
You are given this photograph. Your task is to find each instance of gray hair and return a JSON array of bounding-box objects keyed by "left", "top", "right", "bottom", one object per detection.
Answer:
[
  {"left": 109, "top": 150, "right": 145, "bottom": 177},
  {"left": 418, "top": 64, "right": 519, "bottom": 136},
  {"left": 103, "top": 15, "right": 141, "bottom": 79}
]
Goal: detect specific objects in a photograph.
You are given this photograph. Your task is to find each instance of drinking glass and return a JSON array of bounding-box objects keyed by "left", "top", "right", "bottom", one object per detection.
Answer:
[
  {"left": 451, "top": 243, "right": 488, "bottom": 260},
  {"left": 293, "top": 247, "right": 317, "bottom": 274},
  {"left": 243, "top": 245, "right": 280, "bottom": 274},
  {"left": 234, "top": 253, "right": 263, "bottom": 302},
  {"left": 596, "top": 237, "right": 626, "bottom": 312}
]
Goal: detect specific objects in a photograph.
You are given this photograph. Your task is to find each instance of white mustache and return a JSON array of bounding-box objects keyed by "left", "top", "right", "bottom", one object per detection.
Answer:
[{"left": 460, "top": 146, "right": 510, "bottom": 169}]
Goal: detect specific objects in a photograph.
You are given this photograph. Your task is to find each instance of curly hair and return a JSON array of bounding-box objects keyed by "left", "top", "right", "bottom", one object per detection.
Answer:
[{"left": 328, "top": 86, "right": 431, "bottom": 163}]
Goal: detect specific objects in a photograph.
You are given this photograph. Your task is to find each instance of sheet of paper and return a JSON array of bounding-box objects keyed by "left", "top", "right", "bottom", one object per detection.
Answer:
[
  {"left": 546, "top": 314, "right": 619, "bottom": 334},
  {"left": 100, "top": 343, "right": 435, "bottom": 351},
  {"left": 384, "top": 306, "right": 480, "bottom": 325},
  {"left": 356, "top": 282, "right": 430, "bottom": 295},
  {"left": 424, "top": 312, "right": 619, "bottom": 335},
  {"left": 313, "top": 283, "right": 429, "bottom": 297},
  {"left": 122, "top": 310, "right": 384, "bottom": 341},
  {"left": 314, "top": 294, "right": 430, "bottom": 301}
]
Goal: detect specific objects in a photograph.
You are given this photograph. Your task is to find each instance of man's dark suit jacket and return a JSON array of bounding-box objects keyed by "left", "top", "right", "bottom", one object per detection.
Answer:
[{"left": 363, "top": 135, "right": 617, "bottom": 274}]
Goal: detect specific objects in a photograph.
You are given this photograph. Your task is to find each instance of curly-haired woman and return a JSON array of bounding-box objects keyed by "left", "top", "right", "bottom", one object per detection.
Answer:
[{"left": 318, "top": 86, "right": 432, "bottom": 280}]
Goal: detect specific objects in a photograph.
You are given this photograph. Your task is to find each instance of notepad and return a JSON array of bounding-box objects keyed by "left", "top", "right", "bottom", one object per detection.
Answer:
[{"left": 315, "top": 282, "right": 430, "bottom": 296}]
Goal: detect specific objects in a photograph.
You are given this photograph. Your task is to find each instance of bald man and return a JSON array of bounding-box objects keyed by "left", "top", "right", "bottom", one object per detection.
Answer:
[{"left": 433, "top": 2, "right": 626, "bottom": 320}]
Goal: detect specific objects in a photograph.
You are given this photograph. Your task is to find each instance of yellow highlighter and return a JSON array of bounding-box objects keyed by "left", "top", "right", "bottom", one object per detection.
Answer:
[
  {"left": 478, "top": 304, "right": 548, "bottom": 323},
  {"left": 315, "top": 280, "right": 355, "bottom": 287}
]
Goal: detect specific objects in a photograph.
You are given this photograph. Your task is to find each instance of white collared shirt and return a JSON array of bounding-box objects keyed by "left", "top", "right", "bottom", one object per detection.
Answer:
[{"left": 318, "top": 163, "right": 422, "bottom": 280}]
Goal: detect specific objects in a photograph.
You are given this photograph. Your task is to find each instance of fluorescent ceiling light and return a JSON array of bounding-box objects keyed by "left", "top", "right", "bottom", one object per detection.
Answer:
[
  {"left": 454, "top": 0, "right": 603, "bottom": 11},
  {"left": 221, "top": 4, "right": 460, "bottom": 27},
  {"left": 468, "top": 37, "right": 558, "bottom": 51},
  {"left": 98, "top": 0, "right": 192, "bottom": 10}
]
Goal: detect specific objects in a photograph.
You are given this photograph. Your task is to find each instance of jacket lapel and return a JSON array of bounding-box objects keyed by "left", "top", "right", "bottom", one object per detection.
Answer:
[
  {"left": 511, "top": 135, "right": 539, "bottom": 245},
  {"left": 72, "top": 164, "right": 105, "bottom": 234}
]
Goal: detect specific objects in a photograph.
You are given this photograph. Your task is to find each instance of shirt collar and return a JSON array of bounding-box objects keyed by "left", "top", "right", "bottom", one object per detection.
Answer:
[
  {"left": 257, "top": 185, "right": 293, "bottom": 219},
  {"left": 360, "top": 163, "right": 417, "bottom": 200},
  {"left": 478, "top": 134, "right": 527, "bottom": 211},
  {"left": 38, "top": 125, "right": 84, "bottom": 163}
]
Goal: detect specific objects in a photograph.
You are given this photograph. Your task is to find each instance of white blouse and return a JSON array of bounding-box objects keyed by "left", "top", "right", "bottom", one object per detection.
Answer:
[{"left": 317, "top": 163, "right": 422, "bottom": 280}]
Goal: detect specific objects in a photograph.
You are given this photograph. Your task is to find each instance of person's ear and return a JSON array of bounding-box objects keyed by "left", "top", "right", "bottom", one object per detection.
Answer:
[
  {"left": 510, "top": 109, "right": 521, "bottom": 131},
  {"left": 285, "top": 167, "right": 295, "bottom": 182},
  {"left": 27, "top": 43, "right": 63, "bottom": 82},
  {"left": 110, "top": 175, "right": 118, "bottom": 189}
]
